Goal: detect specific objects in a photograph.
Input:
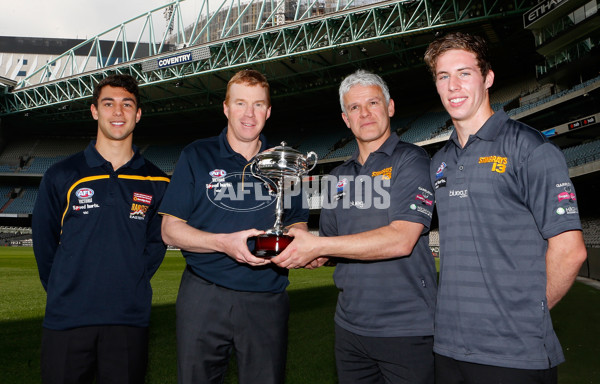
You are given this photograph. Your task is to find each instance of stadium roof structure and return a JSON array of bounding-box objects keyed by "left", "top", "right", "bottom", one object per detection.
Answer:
[{"left": 0, "top": 0, "right": 536, "bottom": 134}]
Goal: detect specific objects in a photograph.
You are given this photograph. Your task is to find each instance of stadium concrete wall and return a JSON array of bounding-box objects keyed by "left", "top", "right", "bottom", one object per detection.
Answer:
[{"left": 579, "top": 248, "right": 600, "bottom": 281}]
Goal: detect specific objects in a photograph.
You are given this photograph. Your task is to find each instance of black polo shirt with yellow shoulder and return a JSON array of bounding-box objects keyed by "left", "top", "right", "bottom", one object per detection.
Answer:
[
  {"left": 158, "top": 128, "right": 308, "bottom": 293},
  {"left": 32, "top": 141, "right": 170, "bottom": 331},
  {"left": 319, "top": 132, "right": 437, "bottom": 337},
  {"left": 431, "top": 110, "right": 582, "bottom": 369}
]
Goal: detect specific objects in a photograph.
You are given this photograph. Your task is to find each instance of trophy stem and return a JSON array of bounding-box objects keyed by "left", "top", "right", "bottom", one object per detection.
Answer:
[
  {"left": 271, "top": 177, "right": 284, "bottom": 233},
  {"left": 256, "top": 178, "right": 291, "bottom": 257}
]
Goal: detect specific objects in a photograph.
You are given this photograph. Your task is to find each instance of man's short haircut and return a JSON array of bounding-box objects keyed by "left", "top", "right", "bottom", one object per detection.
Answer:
[
  {"left": 92, "top": 74, "right": 140, "bottom": 107},
  {"left": 424, "top": 31, "right": 492, "bottom": 80},
  {"left": 339, "top": 69, "right": 390, "bottom": 114},
  {"left": 224, "top": 69, "right": 270, "bottom": 106}
]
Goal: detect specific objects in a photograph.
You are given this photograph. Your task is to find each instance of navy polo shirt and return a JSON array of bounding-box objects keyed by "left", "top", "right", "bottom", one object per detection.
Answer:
[
  {"left": 431, "top": 110, "right": 582, "bottom": 369},
  {"left": 319, "top": 133, "right": 436, "bottom": 337},
  {"left": 33, "top": 141, "right": 170, "bottom": 330},
  {"left": 159, "top": 128, "right": 309, "bottom": 293}
]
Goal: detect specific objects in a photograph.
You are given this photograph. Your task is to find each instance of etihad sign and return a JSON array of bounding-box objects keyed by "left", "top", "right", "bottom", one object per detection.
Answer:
[{"left": 523, "top": 0, "right": 568, "bottom": 28}]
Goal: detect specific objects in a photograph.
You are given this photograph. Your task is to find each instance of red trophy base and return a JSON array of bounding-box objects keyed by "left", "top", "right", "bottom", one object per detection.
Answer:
[{"left": 253, "top": 234, "right": 293, "bottom": 257}]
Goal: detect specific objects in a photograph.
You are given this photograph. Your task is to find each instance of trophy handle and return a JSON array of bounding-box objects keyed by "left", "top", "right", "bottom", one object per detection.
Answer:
[
  {"left": 305, "top": 151, "right": 318, "bottom": 172},
  {"left": 249, "top": 160, "right": 259, "bottom": 178},
  {"left": 250, "top": 160, "right": 277, "bottom": 190}
]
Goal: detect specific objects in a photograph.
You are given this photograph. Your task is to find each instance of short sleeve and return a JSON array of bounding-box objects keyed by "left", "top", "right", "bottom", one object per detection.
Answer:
[
  {"left": 158, "top": 149, "right": 196, "bottom": 221},
  {"left": 282, "top": 181, "right": 309, "bottom": 226},
  {"left": 388, "top": 147, "right": 433, "bottom": 228},
  {"left": 319, "top": 201, "right": 337, "bottom": 237},
  {"left": 524, "top": 142, "right": 581, "bottom": 239}
]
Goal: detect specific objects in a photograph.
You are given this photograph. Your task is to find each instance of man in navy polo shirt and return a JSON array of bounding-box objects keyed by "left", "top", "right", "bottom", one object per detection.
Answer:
[
  {"left": 33, "top": 74, "right": 170, "bottom": 383},
  {"left": 272, "top": 70, "right": 436, "bottom": 384},
  {"left": 424, "top": 32, "right": 587, "bottom": 383},
  {"left": 159, "top": 69, "right": 308, "bottom": 384}
]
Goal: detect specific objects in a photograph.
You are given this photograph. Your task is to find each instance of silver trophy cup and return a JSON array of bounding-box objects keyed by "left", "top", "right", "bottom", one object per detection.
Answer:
[{"left": 250, "top": 142, "right": 317, "bottom": 257}]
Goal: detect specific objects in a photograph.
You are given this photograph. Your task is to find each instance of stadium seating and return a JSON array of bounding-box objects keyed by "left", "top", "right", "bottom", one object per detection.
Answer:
[
  {"left": 428, "top": 229, "right": 439, "bottom": 247},
  {"left": 581, "top": 217, "right": 600, "bottom": 248},
  {"left": 21, "top": 156, "right": 66, "bottom": 174},
  {"left": 562, "top": 139, "right": 600, "bottom": 167},
  {"left": 140, "top": 144, "right": 185, "bottom": 173},
  {"left": 398, "top": 110, "right": 449, "bottom": 144},
  {"left": 2, "top": 188, "right": 38, "bottom": 214},
  {"left": 324, "top": 138, "right": 357, "bottom": 159},
  {"left": 507, "top": 74, "right": 600, "bottom": 117},
  {"left": 296, "top": 130, "right": 349, "bottom": 160}
]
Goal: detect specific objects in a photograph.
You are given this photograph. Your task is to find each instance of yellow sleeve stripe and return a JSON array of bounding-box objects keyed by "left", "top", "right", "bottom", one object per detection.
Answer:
[
  {"left": 118, "top": 175, "right": 171, "bottom": 183},
  {"left": 157, "top": 212, "right": 188, "bottom": 223}
]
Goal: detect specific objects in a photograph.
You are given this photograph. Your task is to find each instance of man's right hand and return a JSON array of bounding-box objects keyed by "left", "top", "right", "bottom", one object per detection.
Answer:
[
  {"left": 217, "top": 229, "right": 271, "bottom": 267},
  {"left": 161, "top": 215, "right": 270, "bottom": 266}
]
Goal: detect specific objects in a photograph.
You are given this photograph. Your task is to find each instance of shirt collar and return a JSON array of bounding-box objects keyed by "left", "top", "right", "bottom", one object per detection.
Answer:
[
  {"left": 84, "top": 140, "right": 143, "bottom": 170},
  {"left": 218, "top": 127, "right": 268, "bottom": 159},
  {"left": 348, "top": 131, "right": 399, "bottom": 165},
  {"left": 447, "top": 109, "right": 509, "bottom": 149}
]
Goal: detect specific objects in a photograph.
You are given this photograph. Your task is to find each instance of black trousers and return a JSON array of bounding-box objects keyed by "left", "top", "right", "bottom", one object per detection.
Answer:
[
  {"left": 176, "top": 266, "right": 289, "bottom": 384},
  {"left": 41, "top": 325, "right": 149, "bottom": 384},
  {"left": 435, "top": 353, "right": 558, "bottom": 384},
  {"left": 335, "top": 323, "right": 434, "bottom": 384}
]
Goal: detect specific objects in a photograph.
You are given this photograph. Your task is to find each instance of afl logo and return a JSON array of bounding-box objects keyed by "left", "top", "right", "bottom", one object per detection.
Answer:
[
  {"left": 207, "top": 172, "right": 275, "bottom": 212},
  {"left": 209, "top": 169, "right": 227, "bottom": 178},
  {"left": 337, "top": 178, "right": 347, "bottom": 194},
  {"left": 76, "top": 188, "right": 94, "bottom": 199},
  {"left": 436, "top": 162, "right": 447, "bottom": 179}
]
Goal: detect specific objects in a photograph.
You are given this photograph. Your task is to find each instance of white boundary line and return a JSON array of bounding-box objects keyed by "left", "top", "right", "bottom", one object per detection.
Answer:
[{"left": 576, "top": 276, "right": 600, "bottom": 290}]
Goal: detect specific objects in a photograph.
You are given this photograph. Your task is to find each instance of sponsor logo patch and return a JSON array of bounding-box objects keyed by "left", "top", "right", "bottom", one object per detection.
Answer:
[
  {"left": 76, "top": 188, "right": 94, "bottom": 199},
  {"left": 130, "top": 203, "right": 149, "bottom": 220},
  {"left": 418, "top": 186, "right": 433, "bottom": 198},
  {"left": 130, "top": 192, "right": 152, "bottom": 220},
  {"left": 558, "top": 192, "right": 576, "bottom": 202},
  {"left": 556, "top": 206, "right": 579, "bottom": 215},
  {"left": 434, "top": 177, "right": 447, "bottom": 190},
  {"left": 435, "top": 162, "right": 446, "bottom": 179},
  {"left": 415, "top": 194, "right": 433, "bottom": 206},
  {"left": 449, "top": 189, "right": 468, "bottom": 198},
  {"left": 72, "top": 203, "right": 100, "bottom": 213},
  {"left": 410, "top": 203, "right": 433, "bottom": 218},
  {"left": 75, "top": 187, "right": 94, "bottom": 204},
  {"left": 209, "top": 169, "right": 227, "bottom": 178},
  {"left": 372, "top": 167, "right": 392, "bottom": 180},
  {"left": 335, "top": 178, "right": 348, "bottom": 200},
  {"left": 133, "top": 192, "right": 153, "bottom": 205},
  {"left": 478, "top": 155, "right": 508, "bottom": 173},
  {"left": 337, "top": 178, "right": 347, "bottom": 193}
]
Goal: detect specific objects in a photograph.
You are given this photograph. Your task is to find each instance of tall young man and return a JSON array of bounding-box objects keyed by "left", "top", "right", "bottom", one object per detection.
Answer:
[
  {"left": 424, "top": 32, "right": 587, "bottom": 383},
  {"left": 33, "top": 74, "right": 170, "bottom": 383},
  {"left": 159, "top": 69, "right": 308, "bottom": 384}
]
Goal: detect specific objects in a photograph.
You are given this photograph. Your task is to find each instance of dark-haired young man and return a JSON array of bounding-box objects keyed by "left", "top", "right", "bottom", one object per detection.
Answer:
[
  {"left": 33, "top": 74, "right": 170, "bottom": 383},
  {"left": 424, "top": 32, "right": 587, "bottom": 384}
]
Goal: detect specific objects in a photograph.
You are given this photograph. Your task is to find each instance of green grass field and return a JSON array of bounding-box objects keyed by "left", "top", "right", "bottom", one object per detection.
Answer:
[{"left": 1, "top": 247, "right": 599, "bottom": 383}]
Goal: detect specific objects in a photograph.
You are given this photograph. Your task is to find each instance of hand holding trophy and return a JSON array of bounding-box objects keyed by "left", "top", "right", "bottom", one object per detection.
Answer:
[{"left": 250, "top": 142, "right": 317, "bottom": 257}]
